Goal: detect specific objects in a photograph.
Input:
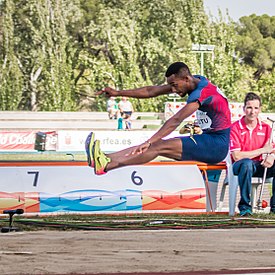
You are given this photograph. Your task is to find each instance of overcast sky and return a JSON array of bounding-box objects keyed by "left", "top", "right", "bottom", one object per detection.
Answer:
[{"left": 204, "top": 0, "right": 275, "bottom": 21}]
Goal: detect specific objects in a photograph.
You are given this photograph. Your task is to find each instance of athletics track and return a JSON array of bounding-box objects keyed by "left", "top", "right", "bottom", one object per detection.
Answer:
[{"left": 1, "top": 228, "right": 275, "bottom": 275}]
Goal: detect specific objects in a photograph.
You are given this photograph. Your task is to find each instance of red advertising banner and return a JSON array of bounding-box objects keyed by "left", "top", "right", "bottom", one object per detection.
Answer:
[{"left": 0, "top": 131, "right": 57, "bottom": 151}]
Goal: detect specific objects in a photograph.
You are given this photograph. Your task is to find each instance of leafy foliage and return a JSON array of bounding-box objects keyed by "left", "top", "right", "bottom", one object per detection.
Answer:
[
  {"left": 1, "top": 0, "right": 80, "bottom": 111},
  {"left": 235, "top": 14, "right": 275, "bottom": 80},
  {"left": 0, "top": 1, "right": 24, "bottom": 110},
  {"left": 0, "top": 1, "right": 274, "bottom": 112}
]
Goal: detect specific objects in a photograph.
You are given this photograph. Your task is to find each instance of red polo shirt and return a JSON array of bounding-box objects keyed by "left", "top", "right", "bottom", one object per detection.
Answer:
[{"left": 230, "top": 116, "right": 273, "bottom": 161}]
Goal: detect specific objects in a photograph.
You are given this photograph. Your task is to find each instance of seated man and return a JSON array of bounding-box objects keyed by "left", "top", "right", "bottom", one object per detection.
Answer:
[{"left": 230, "top": 92, "right": 275, "bottom": 216}]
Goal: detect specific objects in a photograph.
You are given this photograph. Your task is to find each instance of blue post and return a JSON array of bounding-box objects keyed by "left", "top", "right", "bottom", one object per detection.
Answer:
[{"left": 118, "top": 117, "right": 123, "bottom": 130}]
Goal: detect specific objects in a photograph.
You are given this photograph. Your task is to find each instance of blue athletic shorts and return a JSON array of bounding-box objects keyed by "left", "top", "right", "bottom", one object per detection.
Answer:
[{"left": 179, "top": 128, "right": 230, "bottom": 163}]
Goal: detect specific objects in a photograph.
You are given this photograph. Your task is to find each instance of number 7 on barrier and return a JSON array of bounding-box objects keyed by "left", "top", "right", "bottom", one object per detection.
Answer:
[{"left": 27, "top": 171, "right": 39, "bottom": 187}]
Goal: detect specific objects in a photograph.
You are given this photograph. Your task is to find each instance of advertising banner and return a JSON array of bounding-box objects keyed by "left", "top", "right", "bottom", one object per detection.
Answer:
[
  {"left": 164, "top": 101, "right": 245, "bottom": 122},
  {"left": 57, "top": 130, "right": 182, "bottom": 152},
  {"left": 0, "top": 130, "right": 184, "bottom": 152},
  {"left": 0, "top": 131, "right": 57, "bottom": 152},
  {"left": 164, "top": 102, "right": 196, "bottom": 121}
]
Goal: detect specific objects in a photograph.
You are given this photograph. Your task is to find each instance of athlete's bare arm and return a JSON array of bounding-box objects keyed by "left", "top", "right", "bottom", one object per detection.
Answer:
[
  {"left": 96, "top": 85, "right": 172, "bottom": 99},
  {"left": 131, "top": 101, "right": 200, "bottom": 155},
  {"left": 148, "top": 101, "right": 199, "bottom": 144}
]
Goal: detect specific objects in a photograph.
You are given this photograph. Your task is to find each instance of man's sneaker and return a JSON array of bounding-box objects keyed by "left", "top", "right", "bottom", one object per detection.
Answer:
[
  {"left": 93, "top": 140, "right": 111, "bottom": 175},
  {"left": 85, "top": 132, "right": 95, "bottom": 167},
  {"left": 240, "top": 209, "right": 252, "bottom": 217}
]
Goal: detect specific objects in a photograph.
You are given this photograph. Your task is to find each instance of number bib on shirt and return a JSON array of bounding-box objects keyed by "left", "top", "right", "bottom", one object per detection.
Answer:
[{"left": 196, "top": 110, "right": 212, "bottom": 130}]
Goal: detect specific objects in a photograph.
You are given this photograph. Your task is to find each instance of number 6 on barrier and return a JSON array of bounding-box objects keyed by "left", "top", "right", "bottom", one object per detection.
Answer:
[{"left": 131, "top": 171, "right": 143, "bottom": 186}]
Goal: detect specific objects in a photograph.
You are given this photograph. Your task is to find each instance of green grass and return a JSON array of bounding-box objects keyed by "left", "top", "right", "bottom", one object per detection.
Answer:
[
  {"left": 142, "top": 124, "right": 161, "bottom": 130},
  {"left": 1, "top": 213, "right": 275, "bottom": 232},
  {"left": 0, "top": 151, "right": 87, "bottom": 161},
  {"left": 136, "top": 116, "right": 158, "bottom": 120}
]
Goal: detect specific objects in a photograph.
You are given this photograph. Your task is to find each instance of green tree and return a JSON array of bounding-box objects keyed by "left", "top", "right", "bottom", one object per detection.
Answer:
[
  {"left": 2, "top": 0, "right": 271, "bottom": 113},
  {"left": 207, "top": 18, "right": 243, "bottom": 102},
  {"left": 0, "top": 0, "right": 24, "bottom": 110},
  {"left": 75, "top": 0, "right": 199, "bottom": 112},
  {"left": 1, "top": 0, "right": 81, "bottom": 111},
  {"left": 236, "top": 14, "right": 275, "bottom": 80},
  {"left": 233, "top": 14, "right": 274, "bottom": 111}
]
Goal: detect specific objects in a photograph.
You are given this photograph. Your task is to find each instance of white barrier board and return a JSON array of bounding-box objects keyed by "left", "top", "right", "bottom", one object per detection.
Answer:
[
  {"left": 57, "top": 130, "right": 182, "bottom": 152},
  {"left": 0, "top": 162, "right": 207, "bottom": 214}
]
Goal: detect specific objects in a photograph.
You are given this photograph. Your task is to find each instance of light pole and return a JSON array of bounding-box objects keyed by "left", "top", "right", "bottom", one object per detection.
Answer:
[{"left": 191, "top": 44, "right": 215, "bottom": 76}]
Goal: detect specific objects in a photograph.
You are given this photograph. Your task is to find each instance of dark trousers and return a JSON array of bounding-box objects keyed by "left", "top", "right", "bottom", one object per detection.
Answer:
[{"left": 232, "top": 158, "right": 275, "bottom": 212}]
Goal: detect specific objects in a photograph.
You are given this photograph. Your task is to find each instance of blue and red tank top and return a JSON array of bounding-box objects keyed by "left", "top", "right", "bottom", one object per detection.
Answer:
[{"left": 187, "top": 75, "right": 231, "bottom": 132}]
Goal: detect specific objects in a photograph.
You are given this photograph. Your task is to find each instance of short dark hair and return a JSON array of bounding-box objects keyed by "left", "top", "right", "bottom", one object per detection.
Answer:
[
  {"left": 244, "top": 92, "right": 262, "bottom": 106},
  {"left": 165, "top": 62, "right": 191, "bottom": 77}
]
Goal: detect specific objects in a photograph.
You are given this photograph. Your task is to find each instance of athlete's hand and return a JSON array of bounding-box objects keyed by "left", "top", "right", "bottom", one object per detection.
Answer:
[
  {"left": 179, "top": 123, "right": 192, "bottom": 134},
  {"left": 194, "top": 125, "right": 203, "bottom": 135},
  {"left": 179, "top": 122, "right": 202, "bottom": 135},
  {"left": 96, "top": 87, "right": 119, "bottom": 97},
  {"left": 126, "top": 142, "right": 151, "bottom": 156}
]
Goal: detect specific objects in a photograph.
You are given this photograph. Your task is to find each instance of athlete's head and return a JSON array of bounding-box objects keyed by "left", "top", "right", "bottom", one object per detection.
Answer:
[
  {"left": 165, "top": 62, "right": 195, "bottom": 97},
  {"left": 165, "top": 62, "right": 191, "bottom": 78}
]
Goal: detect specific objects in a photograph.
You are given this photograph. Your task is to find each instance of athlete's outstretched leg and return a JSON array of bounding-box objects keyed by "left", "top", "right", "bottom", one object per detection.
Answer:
[{"left": 93, "top": 138, "right": 182, "bottom": 175}]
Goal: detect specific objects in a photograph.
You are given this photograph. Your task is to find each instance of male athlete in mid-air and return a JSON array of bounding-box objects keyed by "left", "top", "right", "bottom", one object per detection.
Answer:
[{"left": 86, "top": 62, "right": 231, "bottom": 175}]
